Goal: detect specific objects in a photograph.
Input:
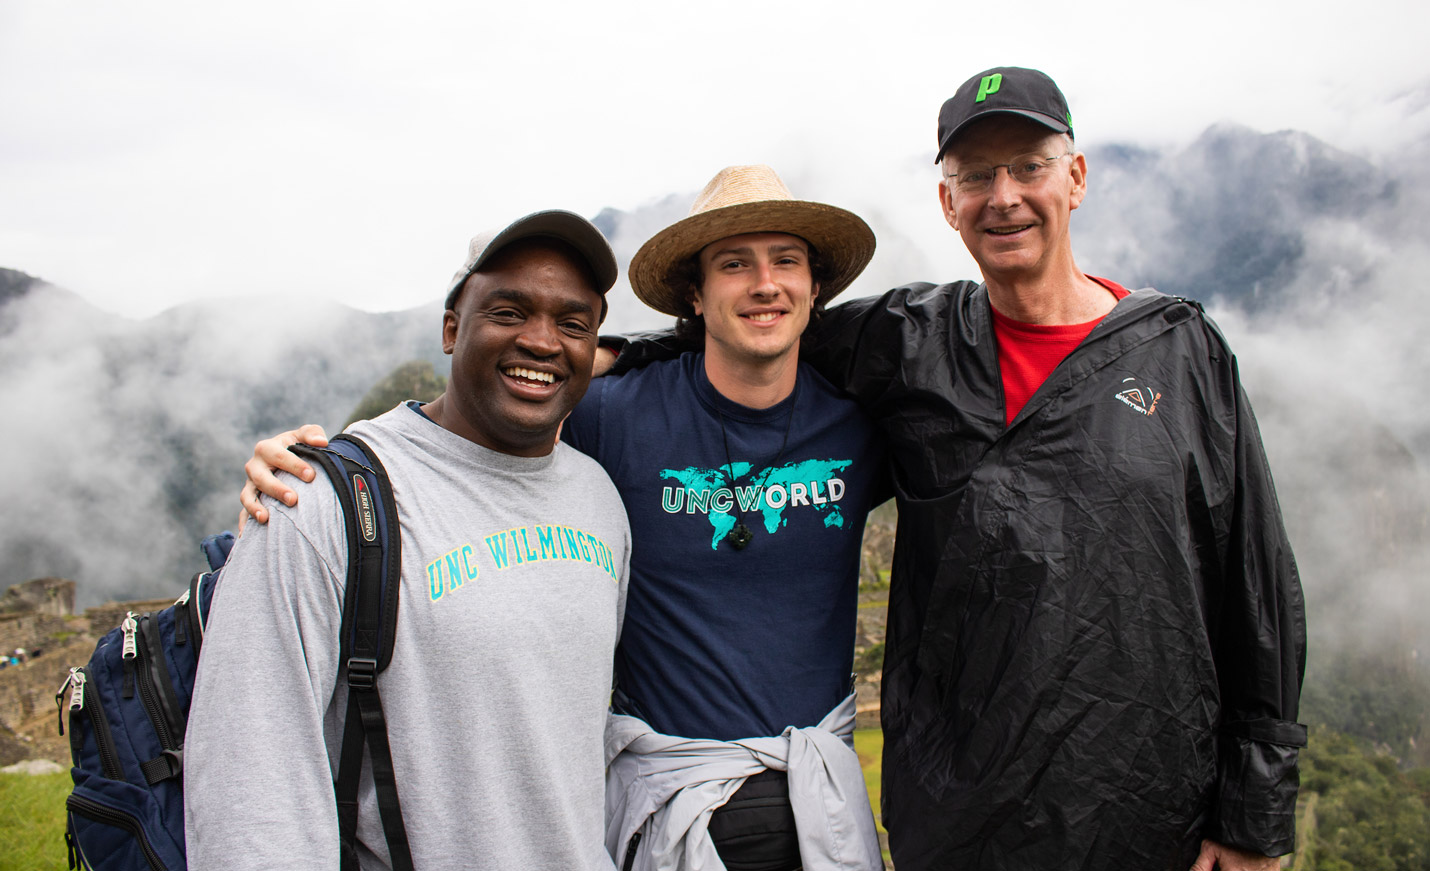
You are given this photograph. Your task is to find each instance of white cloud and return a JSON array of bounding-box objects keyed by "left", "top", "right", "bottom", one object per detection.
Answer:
[{"left": 1, "top": 0, "right": 1426, "bottom": 315}]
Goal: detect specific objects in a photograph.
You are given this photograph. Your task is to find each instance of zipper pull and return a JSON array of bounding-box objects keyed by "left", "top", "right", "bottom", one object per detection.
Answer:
[
  {"left": 174, "top": 589, "right": 190, "bottom": 646},
  {"left": 68, "top": 669, "right": 86, "bottom": 712},
  {"left": 121, "top": 613, "right": 138, "bottom": 698},
  {"left": 55, "top": 669, "right": 78, "bottom": 736},
  {"left": 121, "top": 613, "right": 138, "bottom": 660}
]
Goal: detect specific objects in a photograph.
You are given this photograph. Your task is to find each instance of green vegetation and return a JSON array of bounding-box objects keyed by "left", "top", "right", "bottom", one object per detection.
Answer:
[
  {"left": 1298, "top": 728, "right": 1430, "bottom": 870},
  {"left": 854, "top": 728, "right": 884, "bottom": 829},
  {"left": 1289, "top": 637, "right": 1430, "bottom": 866},
  {"left": 1301, "top": 646, "right": 1430, "bottom": 768},
  {"left": 0, "top": 770, "right": 72, "bottom": 871},
  {"left": 344, "top": 360, "right": 447, "bottom": 428},
  {"left": 854, "top": 728, "right": 891, "bottom": 866},
  {"left": 858, "top": 570, "right": 891, "bottom": 596}
]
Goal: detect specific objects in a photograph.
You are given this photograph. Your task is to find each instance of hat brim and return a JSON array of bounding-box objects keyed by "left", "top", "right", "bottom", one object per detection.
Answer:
[{"left": 627, "top": 200, "right": 876, "bottom": 318}]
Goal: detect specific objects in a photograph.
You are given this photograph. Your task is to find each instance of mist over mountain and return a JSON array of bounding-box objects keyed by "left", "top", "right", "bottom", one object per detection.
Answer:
[
  {"left": 591, "top": 194, "right": 690, "bottom": 331},
  {"left": 2, "top": 120, "right": 1428, "bottom": 736},
  {"left": 1075, "top": 124, "right": 1399, "bottom": 310},
  {"left": 0, "top": 270, "right": 446, "bottom": 606}
]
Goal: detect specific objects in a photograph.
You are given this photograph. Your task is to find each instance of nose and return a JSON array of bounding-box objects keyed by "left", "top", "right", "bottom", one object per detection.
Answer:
[
  {"left": 515, "top": 316, "right": 562, "bottom": 356},
  {"left": 752, "top": 260, "right": 780, "bottom": 297},
  {"left": 987, "top": 166, "right": 1022, "bottom": 209}
]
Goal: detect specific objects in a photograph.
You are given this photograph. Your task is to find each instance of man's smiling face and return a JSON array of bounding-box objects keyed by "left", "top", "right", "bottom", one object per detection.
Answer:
[
  {"left": 440, "top": 238, "right": 601, "bottom": 456},
  {"left": 693, "top": 232, "right": 817, "bottom": 371},
  {"left": 938, "top": 114, "right": 1086, "bottom": 286}
]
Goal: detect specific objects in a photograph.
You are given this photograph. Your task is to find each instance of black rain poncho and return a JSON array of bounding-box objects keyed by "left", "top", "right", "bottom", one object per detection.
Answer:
[
  {"left": 807, "top": 283, "right": 1307, "bottom": 870},
  {"left": 615, "top": 281, "right": 1307, "bottom": 870}
]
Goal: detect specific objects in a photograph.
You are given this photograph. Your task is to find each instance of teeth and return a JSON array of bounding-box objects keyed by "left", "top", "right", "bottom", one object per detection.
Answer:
[
  {"left": 746, "top": 312, "right": 779, "bottom": 323},
  {"left": 504, "top": 367, "right": 555, "bottom": 384},
  {"left": 988, "top": 225, "right": 1031, "bottom": 235}
]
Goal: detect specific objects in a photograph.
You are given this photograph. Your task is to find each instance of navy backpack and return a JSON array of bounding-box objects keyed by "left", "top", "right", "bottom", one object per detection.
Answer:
[{"left": 57, "top": 434, "right": 413, "bottom": 871}]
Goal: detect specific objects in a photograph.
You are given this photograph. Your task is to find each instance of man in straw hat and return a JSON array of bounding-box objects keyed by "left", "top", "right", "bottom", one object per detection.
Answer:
[
  {"left": 588, "top": 165, "right": 887, "bottom": 871},
  {"left": 615, "top": 70, "right": 1305, "bottom": 871},
  {"left": 237, "top": 167, "right": 889, "bottom": 871}
]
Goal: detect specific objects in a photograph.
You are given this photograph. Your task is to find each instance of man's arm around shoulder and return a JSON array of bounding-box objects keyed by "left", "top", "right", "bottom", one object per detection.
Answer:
[{"left": 803, "top": 281, "right": 967, "bottom": 401}]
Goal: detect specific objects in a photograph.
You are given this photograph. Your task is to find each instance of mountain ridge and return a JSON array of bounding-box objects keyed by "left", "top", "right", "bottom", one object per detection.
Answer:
[{"left": 2, "top": 125, "right": 1426, "bottom": 642}]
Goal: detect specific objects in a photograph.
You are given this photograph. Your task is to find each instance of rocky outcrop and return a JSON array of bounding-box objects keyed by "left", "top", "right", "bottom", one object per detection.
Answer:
[
  {"left": 0, "top": 577, "right": 183, "bottom": 766},
  {"left": 0, "top": 577, "right": 74, "bottom": 617}
]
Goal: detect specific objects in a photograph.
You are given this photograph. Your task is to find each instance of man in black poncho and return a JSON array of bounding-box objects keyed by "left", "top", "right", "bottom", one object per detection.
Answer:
[
  {"left": 812, "top": 66, "right": 1305, "bottom": 871},
  {"left": 616, "top": 66, "right": 1307, "bottom": 870}
]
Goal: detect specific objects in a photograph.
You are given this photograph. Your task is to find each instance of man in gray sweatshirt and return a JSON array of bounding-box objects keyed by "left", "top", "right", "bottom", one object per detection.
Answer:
[{"left": 183, "top": 211, "right": 633, "bottom": 870}]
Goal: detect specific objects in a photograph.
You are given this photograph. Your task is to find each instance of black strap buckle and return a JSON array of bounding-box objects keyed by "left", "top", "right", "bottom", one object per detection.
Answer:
[
  {"left": 347, "top": 657, "right": 378, "bottom": 690},
  {"left": 140, "top": 748, "right": 185, "bottom": 784}
]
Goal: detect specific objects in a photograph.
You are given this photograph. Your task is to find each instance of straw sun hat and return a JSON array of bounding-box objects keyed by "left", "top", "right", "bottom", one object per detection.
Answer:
[{"left": 627, "top": 165, "right": 876, "bottom": 318}]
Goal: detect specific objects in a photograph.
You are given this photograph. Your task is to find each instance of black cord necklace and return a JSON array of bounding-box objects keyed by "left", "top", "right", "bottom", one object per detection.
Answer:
[{"left": 716, "top": 398, "right": 796, "bottom": 551}]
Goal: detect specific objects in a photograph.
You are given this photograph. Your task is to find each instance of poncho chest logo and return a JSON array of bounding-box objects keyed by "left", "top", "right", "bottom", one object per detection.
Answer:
[{"left": 1114, "top": 376, "right": 1162, "bottom": 416}]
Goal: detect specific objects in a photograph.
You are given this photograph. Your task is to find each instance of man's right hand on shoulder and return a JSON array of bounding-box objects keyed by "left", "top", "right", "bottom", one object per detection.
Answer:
[
  {"left": 238, "top": 424, "right": 330, "bottom": 533},
  {"left": 594, "top": 345, "right": 617, "bottom": 377}
]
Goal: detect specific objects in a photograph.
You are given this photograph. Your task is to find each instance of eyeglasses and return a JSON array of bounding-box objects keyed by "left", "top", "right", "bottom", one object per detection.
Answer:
[{"left": 944, "top": 153, "right": 1073, "bottom": 193}]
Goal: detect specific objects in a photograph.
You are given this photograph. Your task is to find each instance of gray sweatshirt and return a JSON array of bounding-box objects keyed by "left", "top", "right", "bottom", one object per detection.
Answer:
[
  {"left": 604, "top": 694, "right": 882, "bottom": 871},
  {"left": 185, "top": 404, "right": 631, "bottom": 870}
]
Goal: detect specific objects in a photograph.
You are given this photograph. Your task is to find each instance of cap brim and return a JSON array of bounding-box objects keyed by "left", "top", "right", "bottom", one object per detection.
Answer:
[
  {"left": 447, "top": 210, "right": 618, "bottom": 308},
  {"left": 934, "top": 109, "right": 1071, "bottom": 163},
  {"left": 627, "top": 200, "right": 876, "bottom": 317}
]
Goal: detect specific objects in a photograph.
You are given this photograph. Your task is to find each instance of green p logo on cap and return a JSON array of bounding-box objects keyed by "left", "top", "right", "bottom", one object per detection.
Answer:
[{"left": 975, "top": 73, "right": 1003, "bottom": 103}]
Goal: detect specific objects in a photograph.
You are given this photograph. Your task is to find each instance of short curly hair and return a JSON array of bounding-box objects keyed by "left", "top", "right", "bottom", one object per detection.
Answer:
[{"left": 665, "top": 238, "right": 835, "bottom": 345}]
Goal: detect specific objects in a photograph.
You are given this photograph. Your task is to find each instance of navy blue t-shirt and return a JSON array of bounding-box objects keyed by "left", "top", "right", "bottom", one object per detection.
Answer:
[{"left": 563, "top": 353, "right": 886, "bottom": 740}]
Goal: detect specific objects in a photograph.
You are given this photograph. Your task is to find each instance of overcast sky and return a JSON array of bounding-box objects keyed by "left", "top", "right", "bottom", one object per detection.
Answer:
[{"left": 3, "top": 0, "right": 1426, "bottom": 318}]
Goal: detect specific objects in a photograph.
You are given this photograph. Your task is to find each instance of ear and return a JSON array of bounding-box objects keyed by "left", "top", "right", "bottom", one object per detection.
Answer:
[
  {"left": 1068, "top": 151, "right": 1089, "bottom": 212},
  {"left": 809, "top": 282, "right": 822, "bottom": 309},
  {"left": 441, "top": 309, "right": 458, "bottom": 355},
  {"left": 938, "top": 179, "right": 959, "bottom": 231},
  {"left": 690, "top": 289, "right": 704, "bottom": 317}
]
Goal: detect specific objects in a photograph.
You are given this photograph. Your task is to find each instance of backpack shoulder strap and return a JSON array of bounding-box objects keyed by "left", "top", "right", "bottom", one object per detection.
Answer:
[
  {"left": 289, "top": 433, "right": 413, "bottom": 871},
  {"left": 295, "top": 434, "right": 403, "bottom": 672}
]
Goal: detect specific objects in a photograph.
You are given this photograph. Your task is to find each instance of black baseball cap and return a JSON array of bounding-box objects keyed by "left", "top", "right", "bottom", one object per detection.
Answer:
[{"left": 935, "top": 66, "right": 1073, "bottom": 163}]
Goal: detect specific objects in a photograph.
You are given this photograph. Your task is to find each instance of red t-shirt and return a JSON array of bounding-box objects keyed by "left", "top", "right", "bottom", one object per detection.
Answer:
[{"left": 992, "top": 276, "right": 1130, "bottom": 425}]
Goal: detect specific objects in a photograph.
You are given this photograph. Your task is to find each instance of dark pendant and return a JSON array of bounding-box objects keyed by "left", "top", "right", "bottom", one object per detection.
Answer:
[{"left": 726, "top": 522, "right": 753, "bottom": 551}]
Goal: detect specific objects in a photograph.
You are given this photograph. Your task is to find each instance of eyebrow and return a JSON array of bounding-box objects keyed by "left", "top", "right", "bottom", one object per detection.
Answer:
[
  {"left": 485, "top": 287, "right": 596, "bottom": 317},
  {"left": 705, "top": 242, "right": 808, "bottom": 260}
]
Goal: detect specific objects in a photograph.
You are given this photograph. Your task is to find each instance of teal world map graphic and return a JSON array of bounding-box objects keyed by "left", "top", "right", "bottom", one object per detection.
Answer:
[{"left": 660, "top": 458, "right": 853, "bottom": 549}]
